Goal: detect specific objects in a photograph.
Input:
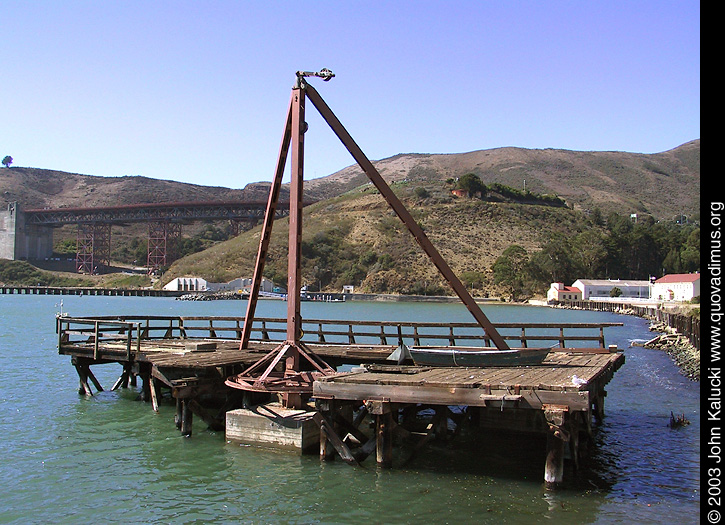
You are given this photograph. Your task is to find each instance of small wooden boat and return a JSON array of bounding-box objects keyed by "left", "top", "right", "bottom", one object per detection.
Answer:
[{"left": 409, "top": 346, "right": 550, "bottom": 367}]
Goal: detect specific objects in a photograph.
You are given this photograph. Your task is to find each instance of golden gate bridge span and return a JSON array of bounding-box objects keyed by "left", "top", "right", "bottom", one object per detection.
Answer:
[{"left": 22, "top": 200, "right": 291, "bottom": 274}]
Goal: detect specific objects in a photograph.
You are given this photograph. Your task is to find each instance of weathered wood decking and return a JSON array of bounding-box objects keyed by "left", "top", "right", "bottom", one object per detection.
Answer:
[
  {"left": 312, "top": 351, "right": 624, "bottom": 488},
  {"left": 57, "top": 314, "right": 624, "bottom": 488},
  {"left": 314, "top": 351, "right": 623, "bottom": 411}
]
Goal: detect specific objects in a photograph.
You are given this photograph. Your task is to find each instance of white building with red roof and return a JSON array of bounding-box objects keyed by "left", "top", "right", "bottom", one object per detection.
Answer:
[
  {"left": 546, "top": 282, "right": 582, "bottom": 302},
  {"left": 651, "top": 273, "right": 700, "bottom": 302}
]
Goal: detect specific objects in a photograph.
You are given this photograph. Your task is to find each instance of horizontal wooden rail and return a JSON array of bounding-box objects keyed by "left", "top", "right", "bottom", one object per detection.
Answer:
[
  {"left": 57, "top": 316, "right": 140, "bottom": 361},
  {"left": 58, "top": 315, "right": 622, "bottom": 361},
  {"left": 557, "top": 299, "right": 700, "bottom": 351}
]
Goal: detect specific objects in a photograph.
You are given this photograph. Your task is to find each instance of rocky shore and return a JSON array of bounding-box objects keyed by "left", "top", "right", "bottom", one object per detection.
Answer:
[
  {"left": 545, "top": 299, "right": 700, "bottom": 382},
  {"left": 633, "top": 321, "right": 700, "bottom": 381},
  {"left": 176, "top": 291, "right": 245, "bottom": 301}
]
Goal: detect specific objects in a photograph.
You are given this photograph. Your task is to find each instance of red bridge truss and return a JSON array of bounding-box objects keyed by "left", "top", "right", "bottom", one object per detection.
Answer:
[{"left": 23, "top": 200, "right": 292, "bottom": 274}]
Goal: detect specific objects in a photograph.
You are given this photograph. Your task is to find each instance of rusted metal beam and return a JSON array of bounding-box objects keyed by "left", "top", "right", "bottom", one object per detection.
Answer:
[
  {"left": 76, "top": 222, "right": 111, "bottom": 274},
  {"left": 147, "top": 221, "right": 182, "bottom": 274},
  {"left": 304, "top": 83, "right": 509, "bottom": 351},
  {"left": 240, "top": 94, "right": 294, "bottom": 350},
  {"left": 286, "top": 86, "right": 305, "bottom": 347},
  {"left": 231, "top": 81, "right": 335, "bottom": 409}
]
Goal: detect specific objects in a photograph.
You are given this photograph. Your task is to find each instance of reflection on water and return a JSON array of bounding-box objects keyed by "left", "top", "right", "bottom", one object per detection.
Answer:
[{"left": 0, "top": 296, "right": 699, "bottom": 523}]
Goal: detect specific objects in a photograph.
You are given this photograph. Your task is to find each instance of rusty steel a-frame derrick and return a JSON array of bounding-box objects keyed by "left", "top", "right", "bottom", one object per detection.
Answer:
[{"left": 225, "top": 69, "right": 508, "bottom": 409}]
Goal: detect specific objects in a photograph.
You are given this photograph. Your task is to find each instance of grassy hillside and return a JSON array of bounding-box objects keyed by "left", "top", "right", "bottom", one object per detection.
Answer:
[
  {"left": 161, "top": 180, "right": 597, "bottom": 297},
  {"left": 0, "top": 259, "right": 153, "bottom": 288},
  {"left": 2, "top": 140, "right": 698, "bottom": 218}
]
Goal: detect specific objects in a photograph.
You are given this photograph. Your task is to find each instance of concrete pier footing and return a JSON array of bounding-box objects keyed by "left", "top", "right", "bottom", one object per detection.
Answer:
[{"left": 226, "top": 403, "right": 320, "bottom": 453}]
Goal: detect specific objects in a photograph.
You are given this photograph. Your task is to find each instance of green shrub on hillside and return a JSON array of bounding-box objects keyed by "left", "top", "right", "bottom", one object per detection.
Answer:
[{"left": 0, "top": 260, "right": 92, "bottom": 287}]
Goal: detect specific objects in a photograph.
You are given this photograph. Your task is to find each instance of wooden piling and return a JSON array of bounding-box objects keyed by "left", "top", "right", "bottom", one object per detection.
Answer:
[{"left": 545, "top": 433, "right": 566, "bottom": 490}]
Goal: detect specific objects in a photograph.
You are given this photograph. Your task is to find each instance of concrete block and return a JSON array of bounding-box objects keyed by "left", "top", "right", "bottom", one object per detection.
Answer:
[
  {"left": 226, "top": 403, "right": 320, "bottom": 453},
  {"left": 185, "top": 341, "right": 217, "bottom": 352}
]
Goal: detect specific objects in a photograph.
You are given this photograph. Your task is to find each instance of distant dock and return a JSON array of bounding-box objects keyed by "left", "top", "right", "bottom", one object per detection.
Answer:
[{"left": 2, "top": 285, "right": 182, "bottom": 297}]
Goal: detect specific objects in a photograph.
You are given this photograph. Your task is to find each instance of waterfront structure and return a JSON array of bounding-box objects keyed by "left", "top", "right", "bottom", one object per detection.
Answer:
[
  {"left": 571, "top": 278, "right": 651, "bottom": 301},
  {"left": 56, "top": 313, "right": 623, "bottom": 489},
  {"left": 651, "top": 273, "right": 700, "bottom": 302},
  {"left": 547, "top": 282, "right": 582, "bottom": 302},
  {"left": 0, "top": 200, "right": 291, "bottom": 274},
  {"left": 163, "top": 277, "right": 209, "bottom": 292},
  {"left": 229, "top": 277, "right": 280, "bottom": 294},
  {"left": 163, "top": 276, "right": 280, "bottom": 293},
  {"left": 0, "top": 202, "right": 54, "bottom": 260},
  {"left": 53, "top": 70, "right": 627, "bottom": 492}
]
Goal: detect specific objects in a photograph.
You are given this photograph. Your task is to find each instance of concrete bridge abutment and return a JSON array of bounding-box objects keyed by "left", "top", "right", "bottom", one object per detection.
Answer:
[{"left": 0, "top": 202, "right": 54, "bottom": 261}]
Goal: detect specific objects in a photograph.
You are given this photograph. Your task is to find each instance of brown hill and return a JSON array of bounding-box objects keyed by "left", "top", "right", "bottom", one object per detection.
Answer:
[
  {"left": 1, "top": 140, "right": 699, "bottom": 220},
  {"left": 304, "top": 140, "right": 700, "bottom": 219},
  {"left": 0, "top": 167, "right": 284, "bottom": 209},
  {"left": 0, "top": 140, "right": 699, "bottom": 295}
]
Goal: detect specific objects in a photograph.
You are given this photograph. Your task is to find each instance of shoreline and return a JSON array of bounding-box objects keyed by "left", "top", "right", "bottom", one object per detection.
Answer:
[{"left": 548, "top": 299, "right": 700, "bottom": 382}]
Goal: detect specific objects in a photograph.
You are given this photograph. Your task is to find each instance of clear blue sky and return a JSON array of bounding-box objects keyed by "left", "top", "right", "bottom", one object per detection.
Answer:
[{"left": 3, "top": 1, "right": 699, "bottom": 190}]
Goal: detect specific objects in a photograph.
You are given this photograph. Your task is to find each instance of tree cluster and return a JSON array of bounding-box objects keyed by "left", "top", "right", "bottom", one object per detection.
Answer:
[
  {"left": 492, "top": 210, "right": 700, "bottom": 300},
  {"left": 455, "top": 173, "right": 566, "bottom": 207}
]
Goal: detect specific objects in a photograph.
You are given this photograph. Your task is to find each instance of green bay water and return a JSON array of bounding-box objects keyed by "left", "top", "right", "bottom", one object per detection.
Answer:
[{"left": 0, "top": 295, "right": 699, "bottom": 523}]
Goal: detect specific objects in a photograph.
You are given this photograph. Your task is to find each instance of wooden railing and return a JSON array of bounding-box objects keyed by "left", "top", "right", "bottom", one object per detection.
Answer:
[
  {"left": 57, "top": 315, "right": 622, "bottom": 358},
  {"left": 57, "top": 317, "right": 141, "bottom": 361},
  {"left": 556, "top": 300, "right": 700, "bottom": 351}
]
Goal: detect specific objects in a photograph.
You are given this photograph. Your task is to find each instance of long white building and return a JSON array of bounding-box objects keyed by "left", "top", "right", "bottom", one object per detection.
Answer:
[{"left": 571, "top": 279, "right": 651, "bottom": 300}]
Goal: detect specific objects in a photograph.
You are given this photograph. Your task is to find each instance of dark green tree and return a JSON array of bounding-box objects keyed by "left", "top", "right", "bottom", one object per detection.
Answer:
[
  {"left": 457, "top": 173, "right": 487, "bottom": 198},
  {"left": 571, "top": 230, "right": 607, "bottom": 277},
  {"left": 529, "top": 234, "right": 580, "bottom": 284},
  {"left": 2, "top": 155, "right": 12, "bottom": 168},
  {"left": 492, "top": 245, "right": 530, "bottom": 300}
]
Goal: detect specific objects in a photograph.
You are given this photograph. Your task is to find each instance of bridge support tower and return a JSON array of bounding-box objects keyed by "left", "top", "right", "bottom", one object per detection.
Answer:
[
  {"left": 147, "top": 221, "right": 182, "bottom": 274},
  {"left": 76, "top": 222, "right": 111, "bottom": 274}
]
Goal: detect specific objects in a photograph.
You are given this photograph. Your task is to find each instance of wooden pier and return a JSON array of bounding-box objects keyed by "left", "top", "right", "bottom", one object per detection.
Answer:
[
  {"left": 57, "top": 314, "right": 624, "bottom": 488},
  {"left": 2, "top": 285, "right": 182, "bottom": 296},
  {"left": 313, "top": 351, "right": 623, "bottom": 488}
]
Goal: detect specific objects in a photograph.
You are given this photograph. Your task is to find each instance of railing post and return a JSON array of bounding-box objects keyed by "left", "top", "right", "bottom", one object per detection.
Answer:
[
  {"left": 164, "top": 319, "right": 174, "bottom": 339},
  {"left": 521, "top": 327, "right": 527, "bottom": 348},
  {"left": 57, "top": 317, "right": 63, "bottom": 354},
  {"left": 126, "top": 323, "right": 132, "bottom": 361},
  {"left": 93, "top": 321, "right": 100, "bottom": 360},
  {"left": 136, "top": 323, "right": 142, "bottom": 354}
]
